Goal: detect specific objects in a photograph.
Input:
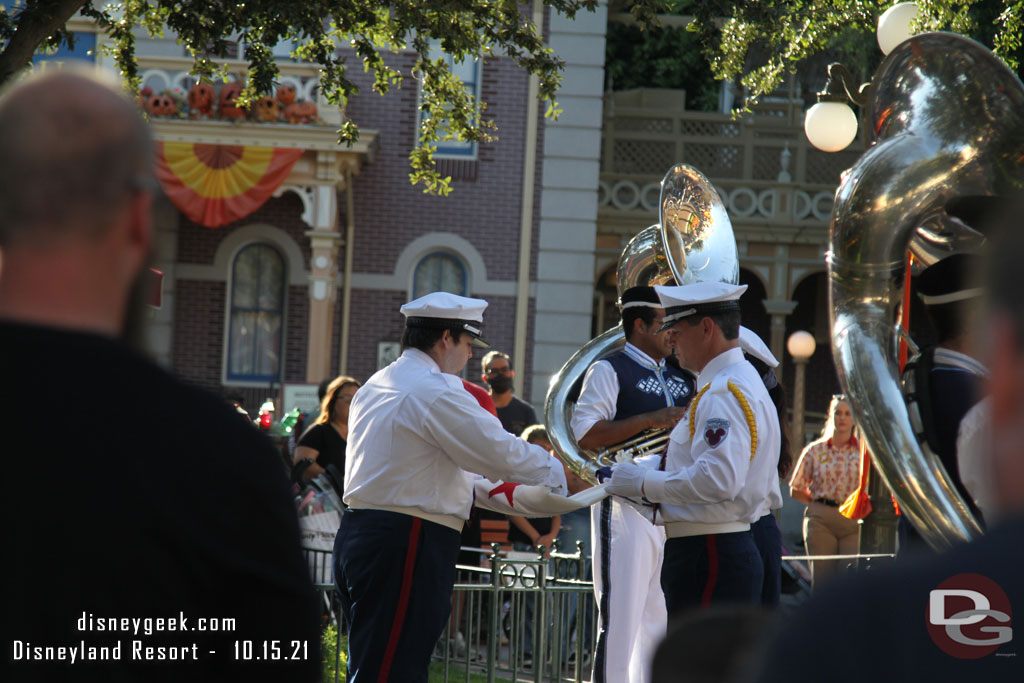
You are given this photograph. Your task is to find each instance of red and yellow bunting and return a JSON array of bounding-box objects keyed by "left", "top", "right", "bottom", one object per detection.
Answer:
[{"left": 155, "top": 142, "right": 303, "bottom": 228}]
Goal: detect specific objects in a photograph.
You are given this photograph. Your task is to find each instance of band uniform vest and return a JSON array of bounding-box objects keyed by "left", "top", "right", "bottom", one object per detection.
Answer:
[{"left": 605, "top": 351, "right": 696, "bottom": 424}]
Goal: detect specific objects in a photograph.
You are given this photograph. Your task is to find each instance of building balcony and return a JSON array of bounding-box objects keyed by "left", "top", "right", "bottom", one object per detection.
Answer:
[{"left": 598, "top": 88, "right": 868, "bottom": 243}]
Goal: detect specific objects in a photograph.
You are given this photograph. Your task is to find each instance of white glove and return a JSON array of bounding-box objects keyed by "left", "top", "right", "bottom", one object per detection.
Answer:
[{"left": 605, "top": 461, "right": 646, "bottom": 499}]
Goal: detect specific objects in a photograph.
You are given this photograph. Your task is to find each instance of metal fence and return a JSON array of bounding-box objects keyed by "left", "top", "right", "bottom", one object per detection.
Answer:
[
  {"left": 309, "top": 539, "right": 828, "bottom": 682},
  {"left": 436, "top": 542, "right": 598, "bottom": 683},
  {"left": 309, "top": 541, "right": 599, "bottom": 683}
]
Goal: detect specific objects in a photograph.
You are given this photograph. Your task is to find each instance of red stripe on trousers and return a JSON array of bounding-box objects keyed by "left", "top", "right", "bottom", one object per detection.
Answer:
[
  {"left": 377, "top": 517, "right": 422, "bottom": 683},
  {"left": 701, "top": 534, "right": 719, "bottom": 608}
]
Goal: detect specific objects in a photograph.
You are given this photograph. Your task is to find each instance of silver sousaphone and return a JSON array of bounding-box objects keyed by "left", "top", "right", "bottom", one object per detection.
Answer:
[
  {"left": 544, "top": 164, "right": 739, "bottom": 485},
  {"left": 829, "top": 32, "right": 1024, "bottom": 549}
]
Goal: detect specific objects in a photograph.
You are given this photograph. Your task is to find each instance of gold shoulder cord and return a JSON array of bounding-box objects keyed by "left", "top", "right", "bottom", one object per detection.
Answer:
[
  {"left": 688, "top": 381, "right": 759, "bottom": 460},
  {"left": 688, "top": 384, "right": 712, "bottom": 441}
]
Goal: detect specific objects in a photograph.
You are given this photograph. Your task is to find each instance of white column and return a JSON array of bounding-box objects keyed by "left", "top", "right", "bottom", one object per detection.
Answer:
[
  {"left": 529, "top": 0, "right": 607, "bottom": 406},
  {"left": 142, "top": 196, "right": 179, "bottom": 368},
  {"left": 305, "top": 184, "right": 341, "bottom": 382}
]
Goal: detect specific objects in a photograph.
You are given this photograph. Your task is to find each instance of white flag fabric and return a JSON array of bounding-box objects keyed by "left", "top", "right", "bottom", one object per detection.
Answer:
[{"left": 472, "top": 478, "right": 609, "bottom": 517}]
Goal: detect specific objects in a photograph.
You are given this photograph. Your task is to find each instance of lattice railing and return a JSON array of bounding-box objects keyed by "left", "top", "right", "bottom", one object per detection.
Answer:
[{"left": 601, "top": 91, "right": 868, "bottom": 224}]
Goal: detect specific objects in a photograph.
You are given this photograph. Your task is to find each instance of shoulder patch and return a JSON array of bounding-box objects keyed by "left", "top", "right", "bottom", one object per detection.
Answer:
[{"left": 703, "top": 418, "right": 731, "bottom": 448}]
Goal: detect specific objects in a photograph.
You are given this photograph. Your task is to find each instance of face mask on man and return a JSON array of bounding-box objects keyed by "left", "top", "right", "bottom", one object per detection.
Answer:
[{"left": 486, "top": 374, "right": 513, "bottom": 394}]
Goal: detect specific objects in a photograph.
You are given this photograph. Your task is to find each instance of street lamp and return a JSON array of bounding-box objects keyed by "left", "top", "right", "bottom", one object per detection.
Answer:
[
  {"left": 804, "top": 2, "right": 920, "bottom": 152},
  {"left": 787, "top": 330, "right": 816, "bottom": 450},
  {"left": 803, "top": 64, "right": 865, "bottom": 153},
  {"left": 877, "top": 2, "right": 919, "bottom": 55}
]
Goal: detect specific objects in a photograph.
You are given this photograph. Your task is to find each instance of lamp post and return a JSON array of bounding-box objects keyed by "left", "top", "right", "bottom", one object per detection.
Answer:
[
  {"left": 786, "top": 330, "right": 816, "bottom": 450},
  {"left": 804, "top": 2, "right": 920, "bottom": 153}
]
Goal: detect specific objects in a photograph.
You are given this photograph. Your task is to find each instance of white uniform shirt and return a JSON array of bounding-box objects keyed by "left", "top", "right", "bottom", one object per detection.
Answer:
[
  {"left": 570, "top": 342, "right": 672, "bottom": 441},
  {"left": 640, "top": 347, "right": 781, "bottom": 536},
  {"left": 343, "top": 348, "right": 567, "bottom": 531}
]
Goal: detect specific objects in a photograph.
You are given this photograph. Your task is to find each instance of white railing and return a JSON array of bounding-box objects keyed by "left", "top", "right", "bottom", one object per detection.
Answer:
[{"left": 600, "top": 90, "right": 867, "bottom": 227}]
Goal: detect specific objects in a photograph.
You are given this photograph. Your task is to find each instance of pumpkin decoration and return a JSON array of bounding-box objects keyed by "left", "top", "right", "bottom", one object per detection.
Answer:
[
  {"left": 188, "top": 84, "right": 215, "bottom": 117},
  {"left": 251, "top": 95, "right": 281, "bottom": 122},
  {"left": 284, "top": 100, "right": 318, "bottom": 124},
  {"left": 145, "top": 94, "right": 177, "bottom": 118},
  {"left": 276, "top": 85, "right": 296, "bottom": 106},
  {"left": 218, "top": 83, "right": 246, "bottom": 120}
]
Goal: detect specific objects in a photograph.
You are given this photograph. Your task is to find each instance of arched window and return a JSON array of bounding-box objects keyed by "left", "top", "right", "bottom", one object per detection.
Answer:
[
  {"left": 412, "top": 251, "right": 468, "bottom": 299},
  {"left": 227, "top": 243, "right": 285, "bottom": 382}
]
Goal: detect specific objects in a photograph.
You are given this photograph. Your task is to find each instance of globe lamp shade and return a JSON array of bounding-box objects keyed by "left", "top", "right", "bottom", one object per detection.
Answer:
[
  {"left": 804, "top": 101, "right": 859, "bottom": 152},
  {"left": 787, "top": 330, "right": 817, "bottom": 360},
  {"left": 877, "top": 2, "right": 919, "bottom": 56}
]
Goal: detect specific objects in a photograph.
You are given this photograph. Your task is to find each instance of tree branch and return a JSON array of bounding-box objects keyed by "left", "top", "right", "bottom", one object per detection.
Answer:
[{"left": 0, "top": 0, "right": 89, "bottom": 84}]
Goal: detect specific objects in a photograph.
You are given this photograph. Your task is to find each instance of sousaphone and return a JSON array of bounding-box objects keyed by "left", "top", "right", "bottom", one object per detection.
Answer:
[
  {"left": 545, "top": 164, "right": 739, "bottom": 484},
  {"left": 829, "top": 32, "right": 1024, "bottom": 549}
]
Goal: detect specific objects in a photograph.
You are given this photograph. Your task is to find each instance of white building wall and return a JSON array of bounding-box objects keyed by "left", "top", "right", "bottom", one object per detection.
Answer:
[
  {"left": 529, "top": 3, "right": 607, "bottom": 406},
  {"left": 143, "top": 197, "right": 179, "bottom": 368}
]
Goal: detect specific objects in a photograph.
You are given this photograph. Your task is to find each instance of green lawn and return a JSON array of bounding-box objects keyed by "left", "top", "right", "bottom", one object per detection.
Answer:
[
  {"left": 428, "top": 661, "right": 490, "bottom": 683},
  {"left": 321, "top": 627, "right": 489, "bottom": 683}
]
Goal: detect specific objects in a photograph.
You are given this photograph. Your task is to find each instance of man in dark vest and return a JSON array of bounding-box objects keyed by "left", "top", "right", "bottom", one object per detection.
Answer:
[{"left": 571, "top": 285, "right": 694, "bottom": 683}]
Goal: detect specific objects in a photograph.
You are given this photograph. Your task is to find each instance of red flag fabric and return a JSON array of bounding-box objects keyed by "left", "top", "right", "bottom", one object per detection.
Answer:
[{"left": 154, "top": 142, "right": 302, "bottom": 228}]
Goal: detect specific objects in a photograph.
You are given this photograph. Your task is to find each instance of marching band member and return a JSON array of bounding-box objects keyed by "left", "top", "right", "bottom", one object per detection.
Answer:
[
  {"left": 335, "top": 292, "right": 567, "bottom": 683},
  {"left": 737, "top": 327, "right": 790, "bottom": 607},
  {"left": 604, "top": 282, "right": 781, "bottom": 614},
  {"left": 902, "top": 254, "right": 987, "bottom": 549},
  {"left": 572, "top": 285, "right": 695, "bottom": 683}
]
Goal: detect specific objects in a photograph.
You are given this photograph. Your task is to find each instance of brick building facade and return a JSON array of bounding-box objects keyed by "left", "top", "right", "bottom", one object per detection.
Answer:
[{"left": 136, "top": 39, "right": 568, "bottom": 416}]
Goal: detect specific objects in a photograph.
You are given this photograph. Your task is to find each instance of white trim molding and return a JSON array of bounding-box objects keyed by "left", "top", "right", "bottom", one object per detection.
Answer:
[
  {"left": 348, "top": 232, "right": 522, "bottom": 297},
  {"left": 176, "top": 223, "right": 309, "bottom": 286}
]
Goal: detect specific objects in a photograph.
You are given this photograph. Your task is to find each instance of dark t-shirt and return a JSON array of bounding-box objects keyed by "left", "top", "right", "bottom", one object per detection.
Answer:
[
  {"left": 496, "top": 396, "right": 537, "bottom": 436},
  {"left": 1, "top": 322, "right": 320, "bottom": 682},
  {"left": 508, "top": 516, "right": 554, "bottom": 546},
  {"left": 297, "top": 422, "right": 347, "bottom": 473}
]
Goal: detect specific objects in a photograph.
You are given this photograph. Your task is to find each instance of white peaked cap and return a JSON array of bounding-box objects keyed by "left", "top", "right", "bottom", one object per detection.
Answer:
[
  {"left": 654, "top": 282, "right": 747, "bottom": 332},
  {"left": 401, "top": 291, "right": 490, "bottom": 347},
  {"left": 739, "top": 326, "right": 779, "bottom": 368}
]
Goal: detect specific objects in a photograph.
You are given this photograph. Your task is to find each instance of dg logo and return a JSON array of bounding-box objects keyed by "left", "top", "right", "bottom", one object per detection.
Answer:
[{"left": 927, "top": 573, "right": 1013, "bottom": 659}]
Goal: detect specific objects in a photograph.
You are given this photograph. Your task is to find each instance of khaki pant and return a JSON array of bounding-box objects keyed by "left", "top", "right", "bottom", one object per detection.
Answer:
[{"left": 803, "top": 501, "right": 859, "bottom": 590}]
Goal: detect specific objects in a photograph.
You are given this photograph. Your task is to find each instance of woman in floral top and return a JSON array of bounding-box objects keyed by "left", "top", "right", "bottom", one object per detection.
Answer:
[{"left": 789, "top": 395, "right": 860, "bottom": 589}]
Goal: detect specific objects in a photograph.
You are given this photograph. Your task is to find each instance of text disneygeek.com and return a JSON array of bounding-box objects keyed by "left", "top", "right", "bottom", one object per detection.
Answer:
[{"left": 9, "top": 611, "right": 310, "bottom": 664}]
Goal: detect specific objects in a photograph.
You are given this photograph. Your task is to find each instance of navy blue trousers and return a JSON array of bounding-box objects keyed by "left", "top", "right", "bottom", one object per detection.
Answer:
[
  {"left": 750, "top": 513, "right": 782, "bottom": 607},
  {"left": 661, "top": 530, "right": 763, "bottom": 617},
  {"left": 334, "top": 509, "right": 461, "bottom": 683}
]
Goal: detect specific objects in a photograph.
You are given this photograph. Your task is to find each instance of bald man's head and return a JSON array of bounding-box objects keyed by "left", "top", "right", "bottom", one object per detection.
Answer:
[{"left": 0, "top": 69, "right": 153, "bottom": 247}]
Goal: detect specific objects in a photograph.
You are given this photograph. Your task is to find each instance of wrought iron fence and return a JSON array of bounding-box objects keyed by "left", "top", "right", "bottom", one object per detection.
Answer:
[
  {"left": 435, "top": 542, "right": 598, "bottom": 683},
  {"left": 309, "top": 541, "right": 599, "bottom": 683}
]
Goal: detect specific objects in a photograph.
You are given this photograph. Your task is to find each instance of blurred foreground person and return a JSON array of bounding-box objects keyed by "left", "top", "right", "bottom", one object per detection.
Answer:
[
  {"left": 652, "top": 605, "right": 776, "bottom": 683},
  {"left": 0, "top": 70, "right": 319, "bottom": 682},
  {"left": 759, "top": 224, "right": 1024, "bottom": 681}
]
